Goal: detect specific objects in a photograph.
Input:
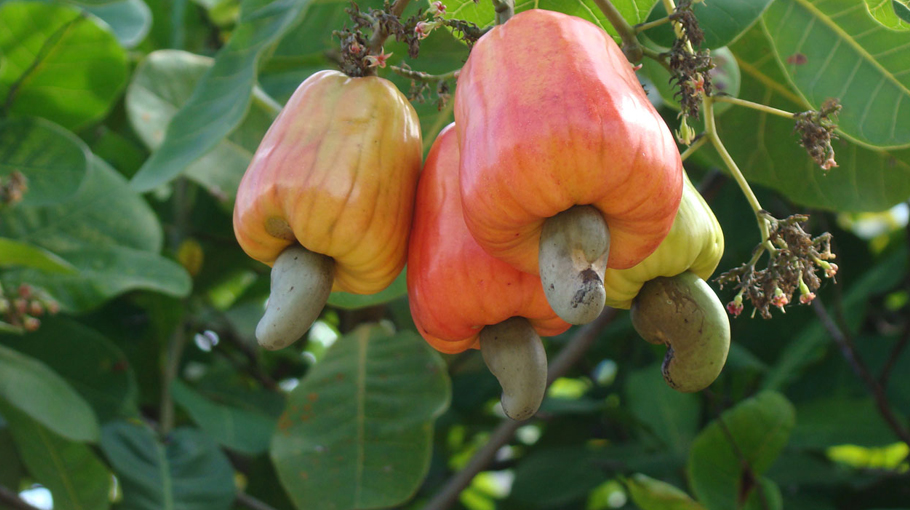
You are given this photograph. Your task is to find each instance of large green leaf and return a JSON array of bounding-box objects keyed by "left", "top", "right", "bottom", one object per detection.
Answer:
[
  {"left": 0, "top": 403, "right": 110, "bottom": 510},
  {"left": 508, "top": 447, "right": 606, "bottom": 508},
  {"left": 0, "top": 158, "right": 190, "bottom": 311},
  {"left": 129, "top": 0, "right": 316, "bottom": 192},
  {"left": 127, "top": 50, "right": 277, "bottom": 203},
  {"left": 625, "top": 473, "right": 705, "bottom": 510},
  {"left": 717, "top": 24, "right": 910, "bottom": 212},
  {"left": 441, "top": 0, "right": 655, "bottom": 37},
  {"left": 84, "top": 0, "right": 153, "bottom": 48},
  {"left": 0, "top": 117, "right": 89, "bottom": 206},
  {"left": 171, "top": 379, "right": 276, "bottom": 455},
  {"left": 625, "top": 364, "right": 701, "bottom": 457},
  {"left": 687, "top": 391, "right": 795, "bottom": 510},
  {"left": 0, "top": 2, "right": 129, "bottom": 131},
  {"left": 0, "top": 423, "right": 23, "bottom": 490},
  {"left": 0, "top": 317, "right": 139, "bottom": 422},
  {"left": 100, "top": 421, "right": 235, "bottom": 510},
  {"left": 0, "top": 238, "right": 76, "bottom": 273},
  {"left": 763, "top": 0, "right": 910, "bottom": 149},
  {"left": 644, "top": 0, "right": 774, "bottom": 49},
  {"left": 789, "top": 397, "right": 900, "bottom": 448},
  {"left": 271, "top": 324, "right": 450, "bottom": 510},
  {"left": 0, "top": 344, "right": 99, "bottom": 443}
]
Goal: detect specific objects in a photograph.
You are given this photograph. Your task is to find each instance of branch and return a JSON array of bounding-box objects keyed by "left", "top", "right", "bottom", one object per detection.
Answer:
[
  {"left": 423, "top": 308, "right": 618, "bottom": 510},
  {"left": 0, "top": 486, "right": 41, "bottom": 510},
  {"left": 589, "top": 0, "right": 642, "bottom": 61},
  {"left": 879, "top": 319, "right": 910, "bottom": 387},
  {"left": 812, "top": 299, "right": 910, "bottom": 449}
]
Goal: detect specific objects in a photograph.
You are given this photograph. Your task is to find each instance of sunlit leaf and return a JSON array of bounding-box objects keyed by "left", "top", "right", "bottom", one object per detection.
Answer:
[
  {"left": 0, "top": 238, "right": 76, "bottom": 274},
  {"left": 84, "top": 0, "right": 153, "bottom": 48}
]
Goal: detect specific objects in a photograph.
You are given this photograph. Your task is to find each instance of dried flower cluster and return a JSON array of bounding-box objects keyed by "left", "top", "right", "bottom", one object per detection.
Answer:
[
  {"left": 0, "top": 283, "right": 59, "bottom": 333},
  {"left": 717, "top": 212, "right": 838, "bottom": 319},
  {"left": 794, "top": 98, "right": 842, "bottom": 171},
  {"left": 0, "top": 171, "right": 28, "bottom": 206},
  {"left": 668, "top": 0, "right": 713, "bottom": 119}
]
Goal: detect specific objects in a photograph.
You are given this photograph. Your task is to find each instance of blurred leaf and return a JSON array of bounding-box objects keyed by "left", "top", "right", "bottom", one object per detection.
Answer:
[
  {"left": 0, "top": 2, "right": 129, "bottom": 130},
  {"left": 0, "top": 403, "right": 110, "bottom": 510},
  {"left": 0, "top": 158, "right": 190, "bottom": 311},
  {"left": 625, "top": 473, "right": 705, "bottom": 510},
  {"left": 864, "top": 0, "right": 910, "bottom": 30},
  {"left": 688, "top": 391, "right": 795, "bottom": 510},
  {"left": 0, "top": 117, "right": 89, "bottom": 206},
  {"left": 508, "top": 447, "right": 604, "bottom": 509},
  {"left": 84, "top": 0, "right": 153, "bottom": 48},
  {"left": 743, "top": 478, "right": 783, "bottom": 510},
  {"left": 790, "top": 397, "right": 901, "bottom": 448},
  {"left": 718, "top": 24, "right": 910, "bottom": 212},
  {"left": 440, "top": 0, "right": 655, "bottom": 37},
  {"left": 626, "top": 364, "right": 701, "bottom": 457},
  {"left": 0, "top": 238, "right": 76, "bottom": 273},
  {"left": 126, "top": 50, "right": 277, "bottom": 202},
  {"left": 766, "top": 450, "right": 858, "bottom": 486},
  {"left": 0, "top": 317, "right": 139, "bottom": 422},
  {"left": 898, "top": 0, "right": 910, "bottom": 22},
  {"left": 171, "top": 379, "right": 276, "bottom": 455},
  {"left": 0, "top": 424, "right": 22, "bottom": 490},
  {"left": 271, "top": 324, "right": 450, "bottom": 510},
  {"left": 101, "top": 421, "right": 236, "bottom": 510},
  {"left": 327, "top": 270, "right": 408, "bottom": 310},
  {"left": 762, "top": 245, "right": 907, "bottom": 391},
  {"left": 645, "top": 0, "right": 774, "bottom": 49},
  {"left": 763, "top": 0, "right": 910, "bottom": 149},
  {"left": 129, "top": 0, "right": 316, "bottom": 192},
  {"left": 0, "top": 344, "right": 99, "bottom": 442}
]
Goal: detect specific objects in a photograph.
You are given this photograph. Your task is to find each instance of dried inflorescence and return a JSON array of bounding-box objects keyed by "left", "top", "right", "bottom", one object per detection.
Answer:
[
  {"left": 794, "top": 98, "right": 842, "bottom": 171},
  {"left": 335, "top": 1, "right": 426, "bottom": 77},
  {"left": 0, "top": 171, "right": 28, "bottom": 207},
  {"left": 668, "top": 0, "right": 713, "bottom": 119},
  {"left": 716, "top": 212, "right": 838, "bottom": 319},
  {"left": 0, "top": 283, "right": 59, "bottom": 333}
]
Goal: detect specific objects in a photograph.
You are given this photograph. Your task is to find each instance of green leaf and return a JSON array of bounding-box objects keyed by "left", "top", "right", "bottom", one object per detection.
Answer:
[
  {"left": 0, "top": 424, "right": 23, "bottom": 490},
  {"left": 687, "top": 391, "right": 795, "bottom": 510},
  {"left": 897, "top": 0, "right": 910, "bottom": 23},
  {"left": 508, "top": 447, "right": 604, "bottom": 508},
  {"left": 743, "top": 478, "right": 783, "bottom": 510},
  {"left": 0, "top": 238, "right": 76, "bottom": 273},
  {"left": 84, "top": 0, "right": 153, "bottom": 48},
  {"left": 129, "top": 0, "right": 316, "bottom": 192},
  {"left": 0, "top": 317, "right": 139, "bottom": 422},
  {"left": 100, "top": 421, "right": 236, "bottom": 510},
  {"left": 0, "top": 403, "right": 110, "bottom": 510},
  {"left": 327, "top": 269, "right": 408, "bottom": 310},
  {"left": 762, "top": 245, "right": 907, "bottom": 391},
  {"left": 644, "top": 0, "right": 774, "bottom": 49},
  {"left": 0, "top": 117, "right": 89, "bottom": 206},
  {"left": 763, "top": 0, "right": 910, "bottom": 149},
  {"left": 171, "top": 379, "right": 276, "bottom": 455},
  {"left": 0, "top": 2, "right": 129, "bottom": 131},
  {"left": 2, "top": 244, "right": 191, "bottom": 312},
  {"left": 626, "top": 364, "right": 701, "bottom": 457},
  {"left": 0, "top": 344, "right": 99, "bottom": 443},
  {"left": 717, "top": 24, "right": 910, "bottom": 212},
  {"left": 271, "top": 324, "right": 450, "bottom": 510},
  {"left": 624, "top": 473, "right": 706, "bottom": 510},
  {"left": 441, "top": 0, "right": 655, "bottom": 37},
  {"left": 127, "top": 49, "right": 277, "bottom": 202},
  {"left": 864, "top": 0, "right": 910, "bottom": 30},
  {"left": 789, "top": 397, "right": 901, "bottom": 448}
]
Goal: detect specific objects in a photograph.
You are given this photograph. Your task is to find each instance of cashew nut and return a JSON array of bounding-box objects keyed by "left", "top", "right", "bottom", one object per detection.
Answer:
[{"left": 480, "top": 317, "right": 548, "bottom": 421}]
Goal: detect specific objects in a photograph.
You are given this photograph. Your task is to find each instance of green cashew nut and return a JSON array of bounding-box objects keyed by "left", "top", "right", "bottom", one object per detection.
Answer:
[
  {"left": 480, "top": 317, "right": 548, "bottom": 421},
  {"left": 630, "top": 271, "right": 730, "bottom": 392}
]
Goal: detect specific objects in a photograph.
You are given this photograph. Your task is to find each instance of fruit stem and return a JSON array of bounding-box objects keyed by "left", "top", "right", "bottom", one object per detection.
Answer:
[
  {"left": 480, "top": 317, "right": 548, "bottom": 421},
  {"left": 634, "top": 15, "right": 673, "bottom": 33},
  {"left": 713, "top": 96, "right": 797, "bottom": 119},
  {"left": 679, "top": 134, "right": 708, "bottom": 162},
  {"left": 539, "top": 206, "right": 609, "bottom": 325},
  {"left": 491, "top": 0, "right": 513, "bottom": 24},
  {"left": 591, "top": 0, "right": 643, "bottom": 61}
]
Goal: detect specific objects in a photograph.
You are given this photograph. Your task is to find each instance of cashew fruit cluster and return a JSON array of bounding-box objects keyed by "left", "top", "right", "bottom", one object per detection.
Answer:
[{"left": 233, "top": 70, "right": 422, "bottom": 350}]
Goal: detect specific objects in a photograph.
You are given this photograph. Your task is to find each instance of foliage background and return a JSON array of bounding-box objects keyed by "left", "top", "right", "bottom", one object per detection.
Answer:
[{"left": 1, "top": 0, "right": 910, "bottom": 509}]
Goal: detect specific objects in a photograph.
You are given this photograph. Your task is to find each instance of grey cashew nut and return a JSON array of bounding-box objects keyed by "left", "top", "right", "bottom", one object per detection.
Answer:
[
  {"left": 539, "top": 205, "right": 610, "bottom": 325},
  {"left": 480, "top": 317, "right": 548, "bottom": 421},
  {"left": 256, "top": 245, "right": 335, "bottom": 351},
  {"left": 630, "top": 271, "right": 730, "bottom": 392}
]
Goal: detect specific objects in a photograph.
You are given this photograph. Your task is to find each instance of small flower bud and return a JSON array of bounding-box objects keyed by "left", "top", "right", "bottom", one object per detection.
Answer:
[
  {"left": 23, "top": 316, "right": 40, "bottom": 332},
  {"left": 415, "top": 21, "right": 439, "bottom": 40},
  {"left": 364, "top": 49, "right": 392, "bottom": 69},
  {"left": 350, "top": 41, "right": 363, "bottom": 54},
  {"left": 726, "top": 293, "right": 743, "bottom": 317},
  {"left": 771, "top": 287, "right": 789, "bottom": 310},
  {"left": 799, "top": 292, "right": 816, "bottom": 305},
  {"left": 45, "top": 299, "right": 60, "bottom": 315},
  {"left": 18, "top": 284, "right": 31, "bottom": 299},
  {"left": 0, "top": 299, "right": 9, "bottom": 314},
  {"left": 13, "top": 298, "right": 27, "bottom": 315},
  {"left": 676, "top": 116, "right": 696, "bottom": 146},
  {"left": 427, "top": 1, "right": 446, "bottom": 17},
  {"left": 28, "top": 300, "right": 44, "bottom": 316}
]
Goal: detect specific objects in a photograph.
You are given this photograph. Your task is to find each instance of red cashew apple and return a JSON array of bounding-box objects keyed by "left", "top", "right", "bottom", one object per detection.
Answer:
[
  {"left": 234, "top": 70, "right": 422, "bottom": 350},
  {"left": 455, "top": 9, "right": 683, "bottom": 325},
  {"left": 408, "top": 125, "right": 570, "bottom": 420}
]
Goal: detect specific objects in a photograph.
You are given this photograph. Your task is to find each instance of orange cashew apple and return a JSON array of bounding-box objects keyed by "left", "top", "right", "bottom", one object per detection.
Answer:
[
  {"left": 234, "top": 70, "right": 422, "bottom": 350},
  {"left": 455, "top": 9, "right": 683, "bottom": 325},
  {"left": 408, "top": 125, "right": 570, "bottom": 420}
]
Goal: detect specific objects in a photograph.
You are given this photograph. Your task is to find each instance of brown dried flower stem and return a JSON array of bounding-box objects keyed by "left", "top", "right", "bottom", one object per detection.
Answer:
[{"left": 367, "top": 0, "right": 412, "bottom": 55}]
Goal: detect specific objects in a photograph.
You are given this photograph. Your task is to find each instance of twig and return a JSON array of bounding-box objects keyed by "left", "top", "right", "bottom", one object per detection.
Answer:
[
  {"left": 812, "top": 299, "right": 910, "bottom": 450},
  {"left": 491, "top": 0, "right": 514, "bottom": 24},
  {"left": 679, "top": 134, "right": 708, "bottom": 162},
  {"left": 236, "top": 491, "right": 280, "bottom": 510},
  {"left": 423, "top": 308, "right": 618, "bottom": 510},
  {"left": 712, "top": 96, "right": 795, "bottom": 119},
  {"left": 0, "top": 485, "right": 41, "bottom": 510},
  {"left": 590, "top": 0, "right": 643, "bottom": 61},
  {"left": 879, "top": 319, "right": 910, "bottom": 388}
]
